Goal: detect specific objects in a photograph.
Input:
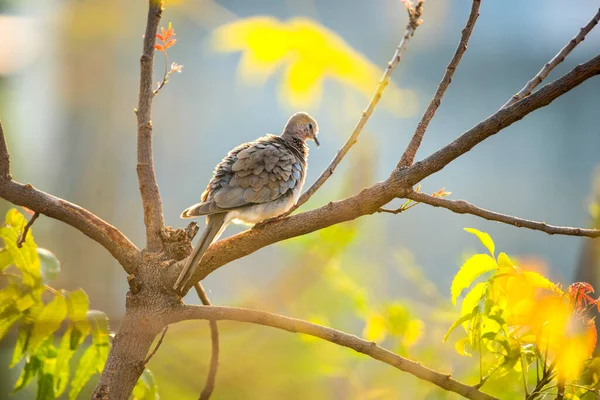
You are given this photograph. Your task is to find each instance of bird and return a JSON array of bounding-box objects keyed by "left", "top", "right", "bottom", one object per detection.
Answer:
[{"left": 173, "top": 112, "right": 319, "bottom": 291}]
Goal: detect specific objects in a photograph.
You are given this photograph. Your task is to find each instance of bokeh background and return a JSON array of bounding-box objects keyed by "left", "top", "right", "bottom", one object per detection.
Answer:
[{"left": 0, "top": 0, "right": 599, "bottom": 398}]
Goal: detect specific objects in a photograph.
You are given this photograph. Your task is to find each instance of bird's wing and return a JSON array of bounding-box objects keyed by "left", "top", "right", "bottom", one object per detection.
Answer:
[{"left": 192, "top": 138, "right": 304, "bottom": 214}]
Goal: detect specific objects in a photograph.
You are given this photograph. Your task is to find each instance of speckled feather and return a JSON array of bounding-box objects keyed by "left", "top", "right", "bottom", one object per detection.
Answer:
[{"left": 187, "top": 135, "right": 308, "bottom": 217}]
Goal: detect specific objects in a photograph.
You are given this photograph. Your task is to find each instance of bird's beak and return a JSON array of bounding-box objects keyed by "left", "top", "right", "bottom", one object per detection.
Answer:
[{"left": 313, "top": 136, "right": 320, "bottom": 147}]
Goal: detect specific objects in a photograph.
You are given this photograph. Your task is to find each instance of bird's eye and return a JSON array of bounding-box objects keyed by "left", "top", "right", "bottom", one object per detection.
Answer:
[{"left": 308, "top": 123, "right": 314, "bottom": 131}]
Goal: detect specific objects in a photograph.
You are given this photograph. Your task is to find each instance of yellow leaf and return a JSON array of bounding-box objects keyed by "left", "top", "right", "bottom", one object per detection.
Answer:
[
  {"left": 460, "top": 282, "right": 487, "bottom": 330},
  {"left": 497, "top": 252, "right": 514, "bottom": 269},
  {"left": 363, "top": 313, "right": 387, "bottom": 343},
  {"left": 403, "top": 319, "right": 424, "bottom": 347},
  {"left": 454, "top": 337, "right": 472, "bottom": 356},
  {"left": 451, "top": 254, "right": 497, "bottom": 305},
  {"left": 211, "top": 17, "right": 417, "bottom": 114},
  {"left": 522, "top": 271, "right": 561, "bottom": 294},
  {"left": 558, "top": 339, "right": 590, "bottom": 381},
  {"left": 464, "top": 228, "right": 495, "bottom": 256}
]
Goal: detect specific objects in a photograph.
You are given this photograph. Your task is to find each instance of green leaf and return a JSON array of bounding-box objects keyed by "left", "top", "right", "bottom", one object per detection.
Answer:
[
  {"left": 36, "top": 339, "right": 57, "bottom": 400},
  {"left": 67, "top": 289, "right": 89, "bottom": 322},
  {"left": 0, "top": 308, "right": 21, "bottom": 341},
  {"left": 460, "top": 282, "right": 487, "bottom": 326},
  {"left": 454, "top": 337, "right": 472, "bottom": 356},
  {"left": 37, "top": 248, "right": 61, "bottom": 283},
  {"left": 133, "top": 369, "right": 160, "bottom": 400},
  {"left": 10, "top": 324, "right": 32, "bottom": 367},
  {"left": 451, "top": 254, "right": 496, "bottom": 305},
  {"left": 385, "top": 303, "right": 410, "bottom": 336},
  {"left": 68, "top": 343, "right": 108, "bottom": 400},
  {"left": 54, "top": 323, "right": 89, "bottom": 397},
  {"left": 15, "top": 293, "right": 37, "bottom": 312},
  {"left": 444, "top": 312, "right": 474, "bottom": 342},
  {"left": 54, "top": 327, "right": 73, "bottom": 397},
  {"left": 88, "top": 310, "right": 110, "bottom": 345},
  {"left": 0, "top": 247, "right": 13, "bottom": 270},
  {"left": 464, "top": 228, "right": 495, "bottom": 257},
  {"left": 13, "top": 355, "right": 42, "bottom": 392},
  {"left": 1, "top": 209, "right": 40, "bottom": 287},
  {"left": 0, "top": 285, "right": 20, "bottom": 314},
  {"left": 37, "top": 373, "right": 55, "bottom": 400},
  {"left": 29, "top": 295, "right": 67, "bottom": 353}
]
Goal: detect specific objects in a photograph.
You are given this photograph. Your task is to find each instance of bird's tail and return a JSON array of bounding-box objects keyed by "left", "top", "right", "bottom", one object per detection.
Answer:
[{"left": 174, "top": 213, "right": 227, "bottom": 292}]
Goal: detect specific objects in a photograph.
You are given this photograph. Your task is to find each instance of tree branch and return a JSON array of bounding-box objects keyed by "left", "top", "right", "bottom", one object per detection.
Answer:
[
  {"left": 194, "top": 283, "right": 219, "bottom": 400},
  {"left": 0, "top": 121, "right": 140, "bottom": 272},
  {"left": 17, "top": 211, "right": 39, "bottom": 248},
  {"left": 170, "top": 305, "right": 498, "bottom": 400},
  {"left": 175, "top": 179, "right": 407, "bottom": 290},
  {"left": 144, "top": 326, "right": 168, "bottom": 365},
  {"left": 501, "top": 8, "right": 600, "bottom": 109},
  {"left": 405, "top": 191, "right": 600, "bottom": 238},
  {"left": 173, "top": 54, "right": 600, "bottom": 289},
  {"left": 137, "top": 0, "right": 166, "bottom": 251},
  {"left": 398, "top": 0, "right": 481, "bottom": 167},
  {"left": 407, "top": 54, "right": 600, "bottom": 184},
  {"left": 283, "top": 1, "right": 424, "bottom": 216}
]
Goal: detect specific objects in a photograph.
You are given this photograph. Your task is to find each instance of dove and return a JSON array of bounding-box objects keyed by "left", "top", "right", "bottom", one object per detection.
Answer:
[{"left": 174, "top": 112, "right": 319, "bottom": 291}]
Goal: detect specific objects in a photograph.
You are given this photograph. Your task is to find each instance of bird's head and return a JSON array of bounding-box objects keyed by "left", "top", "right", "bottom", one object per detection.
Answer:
[{"left": 282, "top": 112, "right": 319, "bottom": 147}]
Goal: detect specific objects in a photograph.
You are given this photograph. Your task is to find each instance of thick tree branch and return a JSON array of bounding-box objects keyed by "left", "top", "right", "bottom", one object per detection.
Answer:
[
  {"left": 176, "top": 180, "right": 407, "bottom": 290},
  {"left": 171, "top": 305, "right": 498, "bottom": 400},
  {"left": 137, "top": 0, "right": 166, "bottom": 251},
  {"left": 194, "top": 283, "right": 219, "bottom": 400},
  {"left": 0, "top": 122, "right": 140, "bottom": 272},
  {"left": 398, "top": 0, "right": 480, "bottom": 167},
  {"left": 408, "top": 54, "right": 600, "bottom": 184},
  {"left": 501, "top": 8, "right": 600, "bottom": 109},
  {"left": 175, "top": 54, "right": 600, "bottom": 289},
  {"left": 283, "top": 1, "right": 424, "bottom": 216},
  {"left": 405, "top": 191, "right": 600, "bottom": 238}
]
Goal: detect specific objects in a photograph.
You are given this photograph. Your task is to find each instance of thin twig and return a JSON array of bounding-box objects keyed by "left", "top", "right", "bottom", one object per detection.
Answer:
[
  {"left": 0, "top": 120, "right": 11, "bottom": 180},
  {"left": 17, "top": 211, "right": 39, "bottom": 248},
  {"left": 377, "top": 207, "right": 407, "bottom": 215},
  {"left": 501, "top": 8, "right": 600, "bottom": 109},
  {"left": 144, "top": 326, "right": 168, "bottom": 365},
  {"left": 281, "top": 1, "right": 424, "bottom": 216},
  {"left": 398, "top": 0, "right": 481, "bottom": 167},
  {"left": 171, "top": 304, "right": 497, "bottom": 400},
  {"left": 137, "top": 0, "right": 166, "bottom": 251},
  {"left": 556, "top": 377, "right": 565, "bottom": 400},
  {"left": 194, "top": 283, "right": 219, "bottom": 400},
  {"left": 404, "top": 191, "right": 600, "bottom": 238},
  {"left": 154, "top": 51, "right": 169, "bottom": 95}
]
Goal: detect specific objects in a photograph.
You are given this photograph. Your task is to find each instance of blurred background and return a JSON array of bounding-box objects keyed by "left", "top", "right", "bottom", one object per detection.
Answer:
[{"left": 0, "top": 0, "right": 599, "bottom": 398}]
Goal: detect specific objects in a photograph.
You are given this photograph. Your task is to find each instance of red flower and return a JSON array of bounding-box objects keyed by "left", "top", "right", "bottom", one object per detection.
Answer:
[{"left": 567, "top": 282, "right": 599, "bottom": 313}]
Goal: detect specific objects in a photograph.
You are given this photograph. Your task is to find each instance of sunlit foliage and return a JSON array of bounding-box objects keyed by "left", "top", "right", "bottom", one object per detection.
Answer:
[
  {"left": 0, "top": 209, "right": 157, "bottom": 400},
  {"left": 211, "top": 17, "right": 417, "bottom": 114},
  {"left": 447, "top": 228, "right": 600, "bottom": 398}
]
